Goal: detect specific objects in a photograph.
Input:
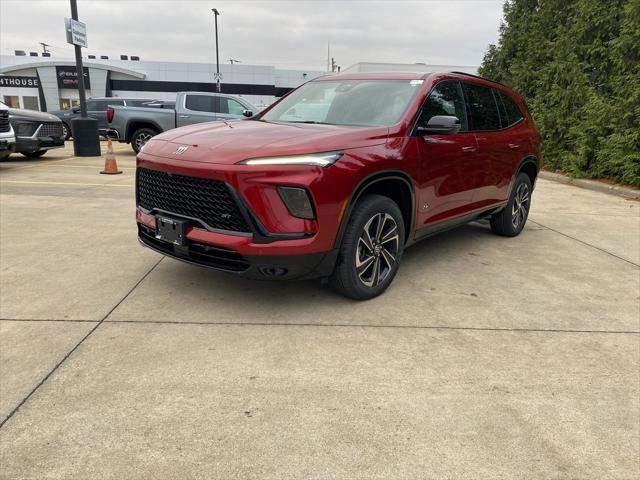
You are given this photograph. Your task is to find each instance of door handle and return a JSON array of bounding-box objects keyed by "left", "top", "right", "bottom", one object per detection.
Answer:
[
  {"left": 508, "top": 143, "right": 520, "bottom": 149},
  {"left": 461, "top": 146, "right": 477, "bottom": 153},
  {"left": 179, "top": 115, "right": 190, "bottom": 118}
]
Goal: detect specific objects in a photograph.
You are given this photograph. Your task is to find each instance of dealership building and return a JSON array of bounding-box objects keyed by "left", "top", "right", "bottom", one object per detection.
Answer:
[{"left": 0, "top": 54, "right": 477, "bottom": 112}]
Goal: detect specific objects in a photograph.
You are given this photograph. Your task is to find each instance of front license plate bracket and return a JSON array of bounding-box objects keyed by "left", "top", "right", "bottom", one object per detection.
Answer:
[{"left": 155, "top": 216, "right": 187, "bottom": 246}]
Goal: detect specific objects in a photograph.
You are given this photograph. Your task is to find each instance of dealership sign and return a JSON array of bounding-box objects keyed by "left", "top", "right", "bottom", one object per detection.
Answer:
[
  {"left": 56, "top": 66, "right": 91, "bottom": 89},
  {"left": 65, "top": 18, "right": 88, "bottom": 48},
  {"left": 0, "top": 76, "right": 39, "bottom": 88}
]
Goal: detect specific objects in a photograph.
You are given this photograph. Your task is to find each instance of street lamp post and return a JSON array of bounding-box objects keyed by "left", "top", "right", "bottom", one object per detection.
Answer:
[
  {"left": 212, "top": 8, "right": 221, "bottom": 93},
  {"left": 68, "top": 0, "right": 100, "bottom": 156}
]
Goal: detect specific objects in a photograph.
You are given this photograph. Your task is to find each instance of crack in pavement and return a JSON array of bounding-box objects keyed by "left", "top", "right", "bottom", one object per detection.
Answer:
[
  {"left": 0, "top": 257, "right": 164, "bottom": 430},
  {"left": 529, "top": 219, "right": 639, "bottom": 268}
]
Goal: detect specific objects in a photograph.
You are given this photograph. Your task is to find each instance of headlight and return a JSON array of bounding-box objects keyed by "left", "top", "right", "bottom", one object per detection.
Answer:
[{"left": 238, "top": 151, "right": 343, "bottom": 167}]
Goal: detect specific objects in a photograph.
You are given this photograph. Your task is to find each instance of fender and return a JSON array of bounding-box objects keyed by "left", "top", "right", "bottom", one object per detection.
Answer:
[
  {"left": 333, "top": 170, "right": 416, "bottom": 250},
  {"left": 510, "top": 154, "right": 540, "bottom": 191}
]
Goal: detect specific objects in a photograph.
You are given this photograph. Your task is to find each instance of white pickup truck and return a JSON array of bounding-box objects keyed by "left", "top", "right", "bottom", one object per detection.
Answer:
[{"left": 107, "top": 92, "right": 258, "bottom": 153}]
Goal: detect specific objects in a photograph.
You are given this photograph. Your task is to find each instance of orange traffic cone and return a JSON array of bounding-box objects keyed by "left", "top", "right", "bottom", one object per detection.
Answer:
[{"left": 100, "top": 138, "right": 122, "bottom": 175}]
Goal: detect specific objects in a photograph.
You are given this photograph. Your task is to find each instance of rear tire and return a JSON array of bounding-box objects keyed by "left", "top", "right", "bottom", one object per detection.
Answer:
[
  {"left": 21, "top": 150, "right": 47, "bottom": 159},
  {"left": 490, "top": 172, "right": 532, "bottom": 237},
  {"left": 131, "top": 128, "right": 157, "bottom": 153},
  {"left": 329, "top": 194, "right": 405, "bottom": 300}
]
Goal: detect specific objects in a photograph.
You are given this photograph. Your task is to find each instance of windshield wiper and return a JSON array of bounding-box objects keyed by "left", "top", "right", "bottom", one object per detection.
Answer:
[{"left": 287, "top": 120, "right": 333, "bottom": 125}]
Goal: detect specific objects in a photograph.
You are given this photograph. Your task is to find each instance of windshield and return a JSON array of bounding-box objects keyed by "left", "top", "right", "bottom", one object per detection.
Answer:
[{"left": 260, "top": 79, "right": 423, "bottom": 127}]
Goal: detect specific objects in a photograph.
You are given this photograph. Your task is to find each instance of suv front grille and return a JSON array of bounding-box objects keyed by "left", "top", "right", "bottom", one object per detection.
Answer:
[
  {"left": 0, "top": 111, "right": 9, "bottom": 133},
  {"left": 136, "top": 167, "right": 251, "bottom": 233},
  {"left": 37, "top": 122, "right": 63, "bottom": 138}
]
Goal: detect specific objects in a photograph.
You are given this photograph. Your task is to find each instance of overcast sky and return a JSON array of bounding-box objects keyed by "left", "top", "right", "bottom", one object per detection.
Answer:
[{"left": 0, "top": 0, "right": 504, "bottom": 71}]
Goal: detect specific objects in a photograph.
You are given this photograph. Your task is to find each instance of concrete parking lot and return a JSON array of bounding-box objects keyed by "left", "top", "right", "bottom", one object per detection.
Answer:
[{"left": 0, "top": 142, "right": 638, "bottom": 479}]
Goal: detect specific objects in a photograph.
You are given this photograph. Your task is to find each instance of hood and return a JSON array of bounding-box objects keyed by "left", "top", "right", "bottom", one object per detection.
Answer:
[
  {"left": 142, "top": 120, "right": 389, "bottom": 164},
  {"left": 9, "top": 108, "right": 61, "bottom": 123}
]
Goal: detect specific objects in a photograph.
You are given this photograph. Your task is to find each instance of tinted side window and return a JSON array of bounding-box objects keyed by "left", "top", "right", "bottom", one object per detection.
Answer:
[
  {"left": 105, "top": 100, "right": 124, "bottom": 107},
  {"left": 498, "top": 91, "right": 524, "bottom": 126},
  {"left": 220, "top": 98, "right": 245, "bottom": 115},
  {"left": 417, "top": 80, "right": 468, "bottom": 132},
  {"left": 86, "top": 100, "right": 99, "bottom": 111},
  {"left": 185, "top": 95, "right": 216, "bottom": 113},
  {"left": 463, "top": 83, "right": 501, "bottom": 131}
]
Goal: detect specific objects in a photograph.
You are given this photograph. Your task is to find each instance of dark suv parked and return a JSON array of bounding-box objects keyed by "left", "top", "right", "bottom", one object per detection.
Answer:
[
  {"left": 50, "top": 97, "right": 156, "bottom": 140},
  {"left": 4, "top": 103, "right": 65, "bottom": 158},
  {"left": 136, "top": 71, "right": 540, "bottom": 299}
]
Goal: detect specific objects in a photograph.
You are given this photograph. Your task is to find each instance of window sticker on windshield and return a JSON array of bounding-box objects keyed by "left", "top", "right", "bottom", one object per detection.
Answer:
[{"left": 410, "top": 80, "right": 424, "bottom": 86}]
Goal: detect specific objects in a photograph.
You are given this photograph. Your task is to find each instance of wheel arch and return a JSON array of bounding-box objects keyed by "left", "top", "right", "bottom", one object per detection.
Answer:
[
  {"left": 334, "top": 170, "right": 415, "bottom": 249},
  {"left": 125, "top": 119, "right": 162, "bottom": 143},
  {"left": 516, "top": 155, "right": 540, "bottom": 189}
]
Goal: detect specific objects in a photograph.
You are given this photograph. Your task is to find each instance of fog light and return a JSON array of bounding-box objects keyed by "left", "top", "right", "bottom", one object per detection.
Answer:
[{"left": 278, "top": 187, "right": 315, "bottom": 219}]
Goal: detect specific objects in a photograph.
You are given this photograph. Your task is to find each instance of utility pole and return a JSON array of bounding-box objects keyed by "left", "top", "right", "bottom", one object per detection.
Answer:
[
  {"left": 327, "top": 41, "right": 330, "bottom": 72},
  {"left": 38, "top": 42, "right": 51, "bottom": 55},
  {"left": 212, "top": 8, "right": 221, "bottom": 92},
  {"left": 229, "top": 58, "right": 242, "bottom": 65}
]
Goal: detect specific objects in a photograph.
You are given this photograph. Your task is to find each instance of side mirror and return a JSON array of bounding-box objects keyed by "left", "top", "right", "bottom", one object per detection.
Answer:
[
  {"left": 417, "top": 115, "right": 461, "bottom": 135},
  {"left": 242, "top": 109, "right": 253, "bottom": 118},
  {"left": 72, "top": 107, "right": 80, "bottom": 113}
]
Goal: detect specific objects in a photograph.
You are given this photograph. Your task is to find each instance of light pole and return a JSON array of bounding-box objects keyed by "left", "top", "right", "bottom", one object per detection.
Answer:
[
  {"left": 212, "top": 8, "right": 221, "bottom": 92},
  {"left": 68, "top": 0, "right": 100, "bottom": 156}
]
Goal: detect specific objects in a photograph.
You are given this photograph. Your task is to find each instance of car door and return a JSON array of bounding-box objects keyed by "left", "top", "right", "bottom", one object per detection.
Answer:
[
  {"left": 216, "top": 97, "right": 248, "bottom": 121},
  {"left": 492, "top": 89, "right": 530, "bottom": 200},
  {"left": 415, "top": 80, "right": 481, "bottom": 229},
  {"left": 178, "top": 94, "right": 218, "bottom": 127},
  {"left": 462, "top": 82, "right": 508, "bottom": 210}
]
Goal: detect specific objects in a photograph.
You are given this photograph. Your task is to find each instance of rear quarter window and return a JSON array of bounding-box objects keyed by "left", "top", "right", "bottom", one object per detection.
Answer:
[{"left": 498, "top": 91, "right": 525, "bottom": 127}]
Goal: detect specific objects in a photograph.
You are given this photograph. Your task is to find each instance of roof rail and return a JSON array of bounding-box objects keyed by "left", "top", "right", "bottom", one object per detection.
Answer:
[{"left": 450, "top": 71, "right": 511, "bottom": 89}]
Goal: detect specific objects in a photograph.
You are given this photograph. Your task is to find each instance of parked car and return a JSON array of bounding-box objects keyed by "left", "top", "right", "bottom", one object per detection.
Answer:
[
  {"left": 50, "top": 97, "right": 158, "bottom": 140},
  {"left": 7, "top": 105, "right": 64, "bottom": 158},
  {"left": 0, "top": 102, "right": 16, "bottom": 159},
  {"left": 135, "top": 72, "right": 541, "bottom": 299},
  {"left": 107, "top": 92, "right": 258, "bottom": 153}
]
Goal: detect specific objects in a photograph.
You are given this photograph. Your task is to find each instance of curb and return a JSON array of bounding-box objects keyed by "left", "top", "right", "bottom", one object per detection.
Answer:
[{"left": 539, "top": 171, "right": 640, "bottom": 200}]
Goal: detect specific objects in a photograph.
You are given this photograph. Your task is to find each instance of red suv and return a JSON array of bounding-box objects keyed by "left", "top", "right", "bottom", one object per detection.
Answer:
[{"left": 136, "top": 71, "right": 540, "bottom": 299}]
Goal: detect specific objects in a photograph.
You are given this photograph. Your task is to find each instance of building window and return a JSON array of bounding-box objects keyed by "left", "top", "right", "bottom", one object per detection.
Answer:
[
  {"left": 22, "top": 96, "right": 40, "bottom": 111},
  {"left": 3, "top": 96, "right": 19, "bottom": 108},
  {"left": 59, "top": 98, "right": 79, "bottom": 110}
]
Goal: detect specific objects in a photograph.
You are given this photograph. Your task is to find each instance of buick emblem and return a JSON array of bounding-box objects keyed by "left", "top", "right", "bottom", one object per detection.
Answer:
[{"left": 174, "top": 145, "right": 189, "bottom": 155}]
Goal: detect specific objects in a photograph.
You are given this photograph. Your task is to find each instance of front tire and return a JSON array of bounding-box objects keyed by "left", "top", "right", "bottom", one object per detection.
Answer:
[
  {"left": 21, "top": 150, "right": 47, "bottom": 159},
  {"left": 329, "top": 194, "right": 405, "bottom": 300},
  {"left": 131, "top": 128, "right": 157, "bottom": 153},
  {"left": 62, "top": 123, "right": 71, "bottom": 140},
  {"left": 490, "top": 172, "right": 532, "bottom": 236}
]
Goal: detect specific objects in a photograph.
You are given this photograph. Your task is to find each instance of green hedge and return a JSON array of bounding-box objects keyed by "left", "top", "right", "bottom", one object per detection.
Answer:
[{"left": 479, "top": 0, "right": 640, "bottom": 186}]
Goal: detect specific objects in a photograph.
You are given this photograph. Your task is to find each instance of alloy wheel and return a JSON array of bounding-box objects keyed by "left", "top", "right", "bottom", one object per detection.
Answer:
[
  {"left": 356, "top": 213, "right": 400, "bottom": 288},
  {"left": 135, "top": 133, "right": 153, "bottom": 151},
  {"left": 511, "top": 182, "right": 530, "bottom": 229}
]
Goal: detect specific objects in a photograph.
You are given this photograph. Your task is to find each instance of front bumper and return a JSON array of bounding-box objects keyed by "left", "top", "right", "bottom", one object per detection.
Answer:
[
  {"left": 135, "top": 151, "right": 362, "bottom": 279},
  {"left": 138, "top": 223, "right": 338, "bottom": 280},
  {"left": 15, "top": 136, "right": 64, "bottom": 153}
]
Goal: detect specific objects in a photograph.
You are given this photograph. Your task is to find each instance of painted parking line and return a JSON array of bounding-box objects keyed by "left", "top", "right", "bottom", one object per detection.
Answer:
[
  {"left": 0, "top": 156, "right": 78, "bottom": 171},
  {"left": 0, "top": 180, "right": 134, "bottom": 188},
  {"left": 14, "top": 164, "right": 135, "bottom": 170}
]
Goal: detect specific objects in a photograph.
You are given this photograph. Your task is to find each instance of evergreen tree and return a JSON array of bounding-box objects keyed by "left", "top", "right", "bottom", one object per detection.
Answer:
[{"left": 479, "top": 0, "right": 639, "bottom": 186}]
